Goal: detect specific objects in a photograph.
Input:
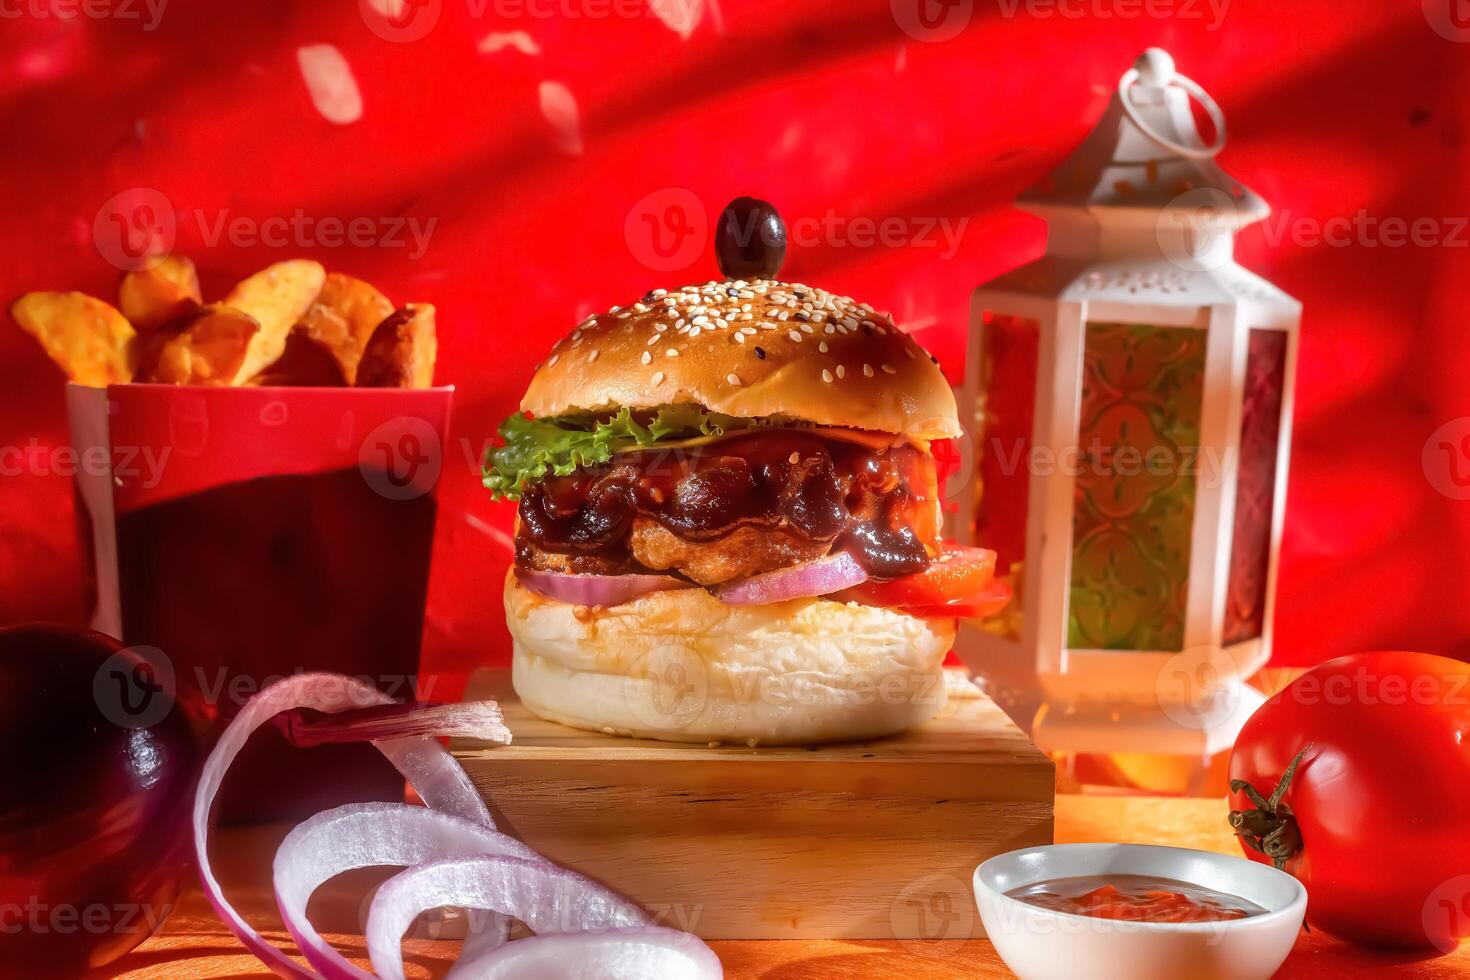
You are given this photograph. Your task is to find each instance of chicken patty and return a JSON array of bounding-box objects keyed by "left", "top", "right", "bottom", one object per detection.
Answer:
[{"left": 629, "top": 520, "right": 832, "bottom": 585}]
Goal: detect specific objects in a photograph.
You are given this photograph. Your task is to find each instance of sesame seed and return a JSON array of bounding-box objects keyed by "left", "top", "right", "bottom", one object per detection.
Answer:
[
  {"left": 800, "top": 324, "right": 814, "bottom": 334},
  {"left": 754, "top": 346, "right": 766, "bottom": 359},
  {"left": 727, "top": 373, "right": 742, "bottom": 386},
  {"left": 881, "top": 363, "right": 896, "bottom": 374},
  {"left": 863, "top": 363, "right": 874, "bottom": 377},
  {"left": 818, "top": 341, "right": 829, "bottom": 353},
  {"left": 651, "top": 371, "right": 664, "bottom": 385},
  {"left": 836, "top": 365, "right": 846, "bottom": 379},
  {"left": 689, "top": 327, "right": 701, "bottom": 338},
  {"left": 824, "top": 325, "right": 835, "bottom": 334},
  {"left": 821, "top": 369, "right": 833, "bottom": 383},
  {"left": 656, "top": 323, "right": 668, "bottom": 332},
  {"left": 548, "top": 354, "right": 560, "bottom": 366},
  {"left": 692, "top": 315, "right": 709, "bottom": 325},
  {"left": 734, "top": 332, "right": 745, "bottom": 344},
  {"left": 588, "top": 350, "right": 600, "bottom": 363},
  {"left": 646, "top": 335, "right": 659, "bottom": 345},
  {"left": 666, "top": 348, "right": 679, "bottom": 357},
  {"left": 641, "top": 350, "right": 652, "bottom": 365},
  {"left": 788, "top": 330, "right": 802, "bottom": 343},
  {"left": 904, "top": 347, "right": 917, "bottom": 360},
  {"left": 789, "top": 452, "right": 800, "bottom": 464}
]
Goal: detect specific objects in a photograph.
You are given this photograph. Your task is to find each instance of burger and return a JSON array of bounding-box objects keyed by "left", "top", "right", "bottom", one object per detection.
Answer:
[{"left": 485, "top": 203, "right": 1008, "bottom": 745}]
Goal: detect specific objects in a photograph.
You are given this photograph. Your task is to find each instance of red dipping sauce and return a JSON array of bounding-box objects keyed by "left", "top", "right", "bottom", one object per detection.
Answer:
[{"left": 1007, "top": 874, "right": 1266, "bottom": 923}]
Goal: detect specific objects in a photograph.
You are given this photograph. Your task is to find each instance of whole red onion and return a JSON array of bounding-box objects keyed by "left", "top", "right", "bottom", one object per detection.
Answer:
[{"left": 0, "top": 625, "right": 202, "bottom": 974}]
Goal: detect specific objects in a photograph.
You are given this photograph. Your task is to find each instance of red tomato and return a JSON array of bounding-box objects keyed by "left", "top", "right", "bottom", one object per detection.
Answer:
[
  {"left": 1228, "top": 652, "right": 1470, "bottom": 950},
  {"left": 838, "top": 544, "right": 1008, "bottom": 619}
]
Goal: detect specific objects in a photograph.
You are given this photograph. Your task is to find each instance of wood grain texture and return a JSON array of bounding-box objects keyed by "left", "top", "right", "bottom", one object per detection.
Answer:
[
  {"left": 100, "top": 796, "right": 1470, "bottom": 978},
  {"left": 449, "top": 669, "right": 1054, "bottom": 939}
]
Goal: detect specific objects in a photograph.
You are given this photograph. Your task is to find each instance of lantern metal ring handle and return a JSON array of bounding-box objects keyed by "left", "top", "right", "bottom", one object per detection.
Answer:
[{"left": 1118, "top": 66, "right": 1227, "bottom": 161}]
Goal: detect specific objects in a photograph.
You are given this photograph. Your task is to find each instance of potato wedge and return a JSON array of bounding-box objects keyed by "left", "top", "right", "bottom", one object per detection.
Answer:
[
  {"left": 355, "top": 304, "right": 437, "bottom": 389},
  {"left": 137, "top": 304, "right": 260, "bottom": 385},
  {"left": 295, "top": 273, "right": 393, "bottom": 383},
  {"left": 222, "top": 259, "right": 325, "bottom": 382},
  {"left": 250, "top": 331, "right": 347, "bottom": 387},
  {"left": 119, "top": 255, "right": 203, "bottom": 333},
  {"left": 10, "top": 291, "right": 136, "bottom": 386}
]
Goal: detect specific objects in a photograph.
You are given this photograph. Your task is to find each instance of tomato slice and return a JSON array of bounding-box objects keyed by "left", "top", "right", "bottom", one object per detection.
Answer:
[
  {"left": 894, "top": 579, "right": 1012, "bottom": 620},
  {"left": 836, "top": 544, "right": 1010, "bottom": 619}
]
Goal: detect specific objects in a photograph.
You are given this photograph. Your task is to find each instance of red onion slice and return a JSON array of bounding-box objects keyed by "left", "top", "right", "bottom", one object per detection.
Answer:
[
  {"left": 515, "top": 568, "right": 691, "bottom": 607},
  {"left": 712, "top": 551, "right": 870, "bottom": 605},
  {"left": 274, "top": 701, "right": 510, "bottom": 748},
  {"left": 273, "top": 803, "right": 546, "bottom": 979},
  {"left": 363, "top": 855, "right": 662, "bottom": 980},
  {"left": 447, "top": 928, "right": 724, "bottom": 979},
  {"left": 192, "top": 673, "right": 498, "bottom": 978}
]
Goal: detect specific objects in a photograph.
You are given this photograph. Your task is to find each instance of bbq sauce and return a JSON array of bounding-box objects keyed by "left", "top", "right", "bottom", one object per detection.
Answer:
[{"left": 516, "top": 432, "right": 936, "bottom": 579}]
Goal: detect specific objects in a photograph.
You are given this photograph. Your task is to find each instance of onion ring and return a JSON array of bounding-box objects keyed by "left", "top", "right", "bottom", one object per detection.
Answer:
[
  {"left": 192, "top": 673, "right": 499, "bottom": 976},
  {"left": 712, "top": 551, "right": 869, "bottom": 605},
  {"left": 364, "top": 855, "right": 653, "bottom": 980},
  {"left": 194, "top": 671, "right": 721, "bottom": 978},
  {"left": 514, "top": 568, "right": 692, "bottom": 607},
  {"left": 445, "top": 928, "right": 725, "bottom": 979},
  {"left": 273, "top": 803, "right": 544, "bottom": 979}
]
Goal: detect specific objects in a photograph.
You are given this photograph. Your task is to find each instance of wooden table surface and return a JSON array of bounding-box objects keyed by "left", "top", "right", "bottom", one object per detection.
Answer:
[{"left": 100, "top": 795, "right": 1469, "bottom": 979}]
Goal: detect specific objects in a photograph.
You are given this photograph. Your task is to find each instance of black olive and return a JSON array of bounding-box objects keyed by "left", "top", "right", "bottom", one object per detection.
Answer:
[{"left": 715, "top": 197, "right": 787, "bottom": 280}]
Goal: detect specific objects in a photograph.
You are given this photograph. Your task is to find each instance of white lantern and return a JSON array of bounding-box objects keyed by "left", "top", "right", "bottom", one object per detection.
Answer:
[{"left": 949, "top": 49, "right": 1300, "bottom": 761}]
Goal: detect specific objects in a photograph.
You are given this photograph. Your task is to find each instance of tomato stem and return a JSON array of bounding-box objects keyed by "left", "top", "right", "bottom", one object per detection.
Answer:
[{"left": 1227, "top": 743, "right": 1313, "bottom": 871}]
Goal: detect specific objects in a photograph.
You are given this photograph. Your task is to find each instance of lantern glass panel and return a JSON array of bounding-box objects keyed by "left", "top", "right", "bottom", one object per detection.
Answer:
[
  {"left": 1068, "top": 322, "right": 1206, "bottom": 652},
  {"left": 1222, "top": 328, "right": 1288, "bottom": 645},
  {"left": 973, "top": 312, "right": 1039, "bottom": 640}
]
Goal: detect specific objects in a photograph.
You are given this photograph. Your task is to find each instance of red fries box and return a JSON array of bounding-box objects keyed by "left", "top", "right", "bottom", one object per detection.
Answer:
[{"left": 67, "top": 382, "right": 453, "bottom": 822}]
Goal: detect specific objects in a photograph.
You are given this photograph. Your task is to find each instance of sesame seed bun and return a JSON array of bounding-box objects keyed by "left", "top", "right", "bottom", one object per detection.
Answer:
[
  {"left": 521, "top": 280, "right": 961, "bottom": 440},
  {"left": 504, "top": 571, "right": 956, "bottom": 745}
]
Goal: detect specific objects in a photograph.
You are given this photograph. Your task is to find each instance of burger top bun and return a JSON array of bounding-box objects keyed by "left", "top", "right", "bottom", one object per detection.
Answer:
[{"left": 520, "top": 279, "right": 962, "bottom": 441}]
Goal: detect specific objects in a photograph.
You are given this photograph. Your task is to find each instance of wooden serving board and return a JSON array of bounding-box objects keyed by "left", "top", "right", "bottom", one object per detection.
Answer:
[{"left": 451, "top": 669, "right": 1055, "bottom": 940}]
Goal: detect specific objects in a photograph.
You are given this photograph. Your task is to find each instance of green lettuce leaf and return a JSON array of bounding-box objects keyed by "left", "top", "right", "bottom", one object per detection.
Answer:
[{"left": 483, "top": 405, "right": 744, "bottom": 500}]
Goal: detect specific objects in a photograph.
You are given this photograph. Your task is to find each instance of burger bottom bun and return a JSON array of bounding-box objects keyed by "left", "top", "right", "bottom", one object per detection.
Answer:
[{"left": 504, "top": 571, "right": 956, "bottom": 745}]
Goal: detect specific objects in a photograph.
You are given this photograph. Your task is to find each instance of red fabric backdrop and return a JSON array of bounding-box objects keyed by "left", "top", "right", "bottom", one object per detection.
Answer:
[{"left": 1, "top": 0, "right": 1467, "bottom": 681}]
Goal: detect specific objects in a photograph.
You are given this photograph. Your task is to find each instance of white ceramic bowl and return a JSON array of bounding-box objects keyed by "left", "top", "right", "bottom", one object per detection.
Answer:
[{"left": 974, "top": 843, "right": 1306, "bottom": 980}]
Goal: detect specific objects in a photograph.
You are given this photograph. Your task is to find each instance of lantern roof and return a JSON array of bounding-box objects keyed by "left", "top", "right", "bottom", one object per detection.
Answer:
[{"left": 1019, "top": 49, "right": 1268, "bottom": 230}]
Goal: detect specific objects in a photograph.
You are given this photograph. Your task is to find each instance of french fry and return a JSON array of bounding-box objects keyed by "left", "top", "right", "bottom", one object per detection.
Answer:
[
  {"left": 10, "top": 291, "right": 136, "bottom": 386},
  {"left": 137, "top": 304, "right": 260, "bottom": 385},
  {"left": 222, "top": 259, "right": 325, "bottom": 382},
  {"left": 355, "top": 304, "right": 437, "bottom": 389},
  {"left": 119, "top": 255, "right": 203, "bottom": 333},
  {"left": 294, "top": 273, "right": 393, "bottom": 383}
]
